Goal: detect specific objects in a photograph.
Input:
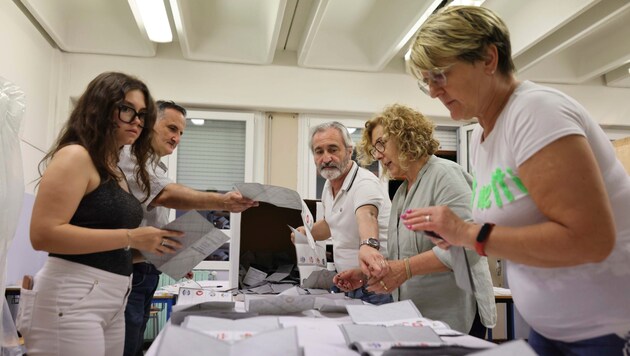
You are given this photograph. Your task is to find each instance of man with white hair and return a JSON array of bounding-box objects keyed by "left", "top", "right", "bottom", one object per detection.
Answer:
[{"left": 294, "top": 121, "right": 391, "bottom": 304}]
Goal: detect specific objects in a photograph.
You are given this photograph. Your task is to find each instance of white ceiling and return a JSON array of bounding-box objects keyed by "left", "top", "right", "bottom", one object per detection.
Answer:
[{"left": 18, "top": 0, "right": 630, "bottom": 88}]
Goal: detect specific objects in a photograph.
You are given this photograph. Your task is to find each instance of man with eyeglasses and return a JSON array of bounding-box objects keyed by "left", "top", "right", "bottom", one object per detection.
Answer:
[
  {"left": 118, "top": 100, "right": 257, "bottom": 356},
  {"left": 292, "top": 121, "right": 392, "bottom": 304}
]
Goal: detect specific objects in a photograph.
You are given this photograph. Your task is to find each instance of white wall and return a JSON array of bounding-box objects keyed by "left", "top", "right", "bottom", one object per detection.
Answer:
[
  {"left": 59, "top": 45, "right": 630, "bottom": 127},
  {"left": 1, "top": 1, "right": 60, "bottom": 194},
  {"left": 60, "top": 46, "right": 449, "bottom": 121},
  {"left": 5, "top": 1, "right": 630, "bottom": 193}
]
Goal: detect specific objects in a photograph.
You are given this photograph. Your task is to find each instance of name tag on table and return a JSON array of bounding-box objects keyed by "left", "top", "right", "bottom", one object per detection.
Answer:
[{"left": 177, "top": 287, "right": 233, "bottom": 305}]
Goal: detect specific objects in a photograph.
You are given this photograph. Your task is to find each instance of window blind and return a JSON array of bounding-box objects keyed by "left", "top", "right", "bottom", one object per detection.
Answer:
[
  {"left": 176, "top": 119, "right": 246, "bottom": 192},
  {"left": 434, "top": 127, "right": 457, "bottom": 151}
]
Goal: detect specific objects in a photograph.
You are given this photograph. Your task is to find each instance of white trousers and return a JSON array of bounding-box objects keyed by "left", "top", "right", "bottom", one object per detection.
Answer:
[{"left": 17, "top": 257, "right": 132, "bottom": 356}]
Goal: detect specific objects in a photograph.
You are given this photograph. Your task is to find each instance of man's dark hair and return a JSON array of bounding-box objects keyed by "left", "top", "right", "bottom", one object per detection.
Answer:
[{"left": 156, "top": 100, "right": 187, "bottom": 117}]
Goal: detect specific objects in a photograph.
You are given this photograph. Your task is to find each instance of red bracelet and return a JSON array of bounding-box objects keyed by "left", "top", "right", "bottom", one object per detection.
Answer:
[{"left": 474, "top": 223, "right": 495, "bottom": 256}]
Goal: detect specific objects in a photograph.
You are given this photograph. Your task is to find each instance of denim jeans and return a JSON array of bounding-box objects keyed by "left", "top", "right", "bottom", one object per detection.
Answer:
[
  {"left": 123, "top": 263, "right": 160, "bottom": 356},
  {"left": 331, "top": 285, "right": 393, "bottom": 305},
  {"left": 529, "top": 328, "right": 630, "bottom": 356}
]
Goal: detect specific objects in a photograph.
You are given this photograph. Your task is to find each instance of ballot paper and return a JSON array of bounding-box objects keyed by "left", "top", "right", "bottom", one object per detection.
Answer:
[
  {"left": 235, "top": 183, "right": 317, "bottom": 249},
  {"left": 339, "top": 324, "right": 444, "bottom": 355},
  {"left": 177, "top": 287, "right": 233, "bottom": 305},
  {"left": 234, "top": 183, "right": 302, "bottom": 210},
  {"left": 181, "top": 316, "right": 281, "bottom": 341},
  {"left": 170, "top": 301, "right": 238, "bottom": 325},
  {"left": 245, "top": 293, "right": 361, "bottom": 315},
  {"left": 155, "top": 324, "right": 299, "bottom": 356},
  {"left": 346, "top": 300, "right": 423, "bottom": 326},
  {"left": 141, "top": 210, "right": 230, "bottom": 280},
  {"left": 288, "top": 225, "right": 326, "bottom": 283},
  {"left": 346, "top": 300, "right": 458, "bottom": 336}
]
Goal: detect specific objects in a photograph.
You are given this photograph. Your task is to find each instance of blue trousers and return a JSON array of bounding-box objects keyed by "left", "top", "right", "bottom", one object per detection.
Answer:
[
  {"left": 123, "top": 263, "right": 160, "bottom": 356},
  {"left": 529, "top": 328, "right": 629, "bottom": 356}
]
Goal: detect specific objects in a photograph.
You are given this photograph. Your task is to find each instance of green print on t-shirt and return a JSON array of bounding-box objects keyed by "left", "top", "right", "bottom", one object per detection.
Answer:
[{"left": 472, "top": 167, "right": 528, "bottom": 210}]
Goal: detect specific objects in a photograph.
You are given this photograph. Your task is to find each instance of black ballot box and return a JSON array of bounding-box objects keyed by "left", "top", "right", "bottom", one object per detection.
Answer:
[{"left": 235, "top": 199, "right": 319, "bottom": 284}]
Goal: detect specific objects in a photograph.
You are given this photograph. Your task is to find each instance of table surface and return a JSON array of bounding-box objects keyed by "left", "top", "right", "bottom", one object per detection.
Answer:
[{"left": 145, "top": 299, "right": 496, "bottom": 356}]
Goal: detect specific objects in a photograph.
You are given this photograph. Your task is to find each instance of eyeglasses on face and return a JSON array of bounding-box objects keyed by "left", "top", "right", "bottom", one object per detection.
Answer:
[
  {"left": 417, "top": 65, "right": 452, "bottom": 95},
  {"left": 369, "top": 138, "right": 387, "bottom": 159},
  {"left": 118, "top": 104, "right": 146, "bottom": 129}
]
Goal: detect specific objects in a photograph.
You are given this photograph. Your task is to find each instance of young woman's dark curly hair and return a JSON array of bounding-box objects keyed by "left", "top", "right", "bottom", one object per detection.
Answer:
[{"left": 39, "top": 72, "right": 156, "bottom": 201}]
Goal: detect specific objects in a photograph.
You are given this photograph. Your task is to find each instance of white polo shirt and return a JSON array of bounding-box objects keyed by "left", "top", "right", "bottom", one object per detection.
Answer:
[{"left": 321, "top": 161, "right": 391, "bottom": 272}]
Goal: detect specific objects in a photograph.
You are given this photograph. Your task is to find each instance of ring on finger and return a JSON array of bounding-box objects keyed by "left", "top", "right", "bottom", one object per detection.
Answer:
[
  {"left": 380, "top": 280, "right": 388, "bottom": 291},
  {"left": 425, "top": 215, "right": 431, "bottom": 222},
  {"left": 161, "top": 239, "right": 167, "bottom": 247}
]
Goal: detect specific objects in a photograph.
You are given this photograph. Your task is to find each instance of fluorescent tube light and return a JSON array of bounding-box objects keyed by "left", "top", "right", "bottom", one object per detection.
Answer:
[
  {"left": 448, "top": 0, "right": 485, "bottom": 6},
  {"left": 190, "top": 119, "right": 205, "bottom": 126},
  {"left": 128, "top": 0, "right": 173, "bottom": 43}
]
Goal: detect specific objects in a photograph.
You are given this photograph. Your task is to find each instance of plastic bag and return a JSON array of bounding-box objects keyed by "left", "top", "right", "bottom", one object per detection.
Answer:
[
  {"left": 0, "top": 77, "right": 26, "bottom": 354},
  {"left": 0, "top": 300, "right": 24, "bottom": 356}
]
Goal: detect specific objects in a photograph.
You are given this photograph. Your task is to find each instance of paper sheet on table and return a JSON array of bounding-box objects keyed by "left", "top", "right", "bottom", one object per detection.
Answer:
[
  {"left": 159, "top": 279, "right": 227, "bottom": 295},
  {"left": 339, "top": 324, "right": 443, "bottom": 345},
  {"left": 234, "top": 183, "right": 316, "bottom": 249},
  {"left": 279, "top": 316, "right": 350, "bottom": 348},
  {"left": 141, "top": 210, "right": 230, "bottom": 280},
  {"left": 346, "top": 300, "right": 423, "bottom": 326},
  {"left": 181, "top": 316, "right": 280, "bottom": 341},
  {"left": 245, "top": 295, "right": 316, "bottom": 314},
  {"left": 155, "top": 324, "right": 299, "bottom": 356},
  {"left": 340, "top": 325, "right": 445, "bottom": 355},
  {"left": 451, "top": 246, "right": 475, "bottom": 294}
]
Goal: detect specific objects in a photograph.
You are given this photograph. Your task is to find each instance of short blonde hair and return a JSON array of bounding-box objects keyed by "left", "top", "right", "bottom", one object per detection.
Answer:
[
  {"left": 357, "top": 104, "right": 439, "bottom": 178},
  {"left": 408, "top": 6, "right": 515, "bottom": 79}
]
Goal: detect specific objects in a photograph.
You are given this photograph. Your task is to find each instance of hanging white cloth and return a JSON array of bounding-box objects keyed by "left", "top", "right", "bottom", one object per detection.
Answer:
[{"left": 0, "top": 76, "right": 26, "bottom": 354}]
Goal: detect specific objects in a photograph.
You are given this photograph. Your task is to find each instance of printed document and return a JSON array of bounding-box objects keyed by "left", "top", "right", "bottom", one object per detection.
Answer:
[
  {"left": 155, "top": 324, "right": 299, "bottom": 356},
  {"left": 288, "top": 225, "right": 326, "bottom": 283},
  {"left": 141, "top": 210, "right": 230, "bottom": 280},
  {"left": 235, "top": 183, "right": 317, "bottom": 249}
]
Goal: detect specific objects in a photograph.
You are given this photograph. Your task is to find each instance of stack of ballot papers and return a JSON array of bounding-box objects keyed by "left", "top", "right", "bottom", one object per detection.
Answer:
[
  {"left": 339, "top": 324, "right": 444, "bottom": 355},
  {"left": 146, "top": 298, "right": 504, "bottom": 356},
  {"left": 244, "top": 292, "right": 362, "bottom": 315}
]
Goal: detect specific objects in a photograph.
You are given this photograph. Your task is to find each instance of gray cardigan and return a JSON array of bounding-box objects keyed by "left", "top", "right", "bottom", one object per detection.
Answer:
[{"left": 389, "top": 155, "right": 497, "bottom": 332}]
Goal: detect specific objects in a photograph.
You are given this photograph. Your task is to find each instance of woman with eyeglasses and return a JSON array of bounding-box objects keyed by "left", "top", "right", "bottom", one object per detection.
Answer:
[
  {"left": 334, "top": 104, "right": 496, "bottom": 336},
  {"left": 406, "top": 6, "right": 630, "bottom": 355},
  {"left": 18, "top": 72, "right": 183, "bottom": 355}
]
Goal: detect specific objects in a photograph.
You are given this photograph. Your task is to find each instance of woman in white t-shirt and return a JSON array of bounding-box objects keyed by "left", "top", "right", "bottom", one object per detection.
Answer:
[{"left": 403, "top": 5, "right": 630, "bottom": 355}]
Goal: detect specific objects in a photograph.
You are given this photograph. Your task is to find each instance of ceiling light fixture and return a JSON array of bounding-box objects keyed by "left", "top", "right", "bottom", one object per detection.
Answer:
[
  {"left": 403, "top": 0, "right": 485, "bottom": 62},
  {"left": 128, "top": 0, "right": 173, "bottom": 43},
  {"left": 448, "top": 0, "right": 485, "bottom": 6},
  {"left": 190, "top": 119, "right": 205, "bottom": 126}
]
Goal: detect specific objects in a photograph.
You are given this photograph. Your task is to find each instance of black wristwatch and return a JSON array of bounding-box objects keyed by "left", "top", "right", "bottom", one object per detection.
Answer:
[{"left": 360, "top": 237, "right": 380, "bottom": 250}]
